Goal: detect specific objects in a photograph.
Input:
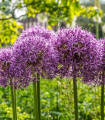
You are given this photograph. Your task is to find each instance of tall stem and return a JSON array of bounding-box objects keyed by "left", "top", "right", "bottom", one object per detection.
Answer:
[
  {"left": 73, "top": 75, "right": 78, "bottom": 120},
  {"left": 101, "top": 71, "right": 104, "bottom": 120},
  {"left": 33, "top": 74, "right": 41, "bottom": 120},
  {"left": 11, "top": 80, "right": 15, "bottom": 120},
  {"left": 10, "top": 78, "right": 17, "bottom": 120},
  {"left": 96, "top": 22, "right": 99, "bottom": 39},
  {"left": 33, "top": 81, "right": 38, "bottom": 120},
  {"left": 37, "top": 80, "right": 41, "bottom": 120},
  {"left": 14, "top": 88, "right": 17, "bottom": 120},
  {"left": 37, "top": 74, "right": 41, "bottom": 120}
]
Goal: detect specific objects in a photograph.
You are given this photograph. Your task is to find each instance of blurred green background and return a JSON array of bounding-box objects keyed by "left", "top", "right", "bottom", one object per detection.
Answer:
[{"left": 0, "top": 78, "right": 102, "bottom": 120}]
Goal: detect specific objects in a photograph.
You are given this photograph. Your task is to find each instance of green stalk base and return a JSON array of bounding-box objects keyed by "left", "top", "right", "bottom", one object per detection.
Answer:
[
  {"left": 10, "top": 78, "right": 17, "bottom": 120},
  {"left": 33, "top": 81, "right": 38, "bottom": 120},
  {"left": 96, "top": 22, "right": 99, "bottom": 39},
  {"left": 33, "top": 74, "right": 41, "bottom": 120},
  {"left": 37, "top": 80, "right": 41, "bottom": 120},
  {"left": 101, "top": 71, "right": 104, "bottom": 120},
  {"left": 73, "top": 76, "right": 78, "bottom": 120}
]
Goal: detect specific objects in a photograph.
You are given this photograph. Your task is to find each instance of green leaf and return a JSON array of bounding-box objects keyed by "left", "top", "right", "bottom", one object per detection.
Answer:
[
  {"left": 1, "top": 6, "right": 6, "bottom": 11},
  {"left": 17, "top": 2, "right": 22, "bottom": 8}
]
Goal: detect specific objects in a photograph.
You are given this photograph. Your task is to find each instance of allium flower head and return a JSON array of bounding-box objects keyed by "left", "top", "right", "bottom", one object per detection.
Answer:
[
  {"left": 13, "top": 26, "right": 58, "bottom": 82},
  {"left": 0, "top": 47, "right": 31, "bottom": 89},
  {"left": 96, "top": 38, "right": 105, "bottom": 85},
  {"left": 18, "top": 25, "right": 56, "bottom": 41},
  {"left": 0, "top": 48, "right": 12, "bottom": 87},
  {"left": 9, "top": 56, "right": 32, "bottom": 89},
  {"left": 54, "top": 27, "right": 99, "bottom": 84}
]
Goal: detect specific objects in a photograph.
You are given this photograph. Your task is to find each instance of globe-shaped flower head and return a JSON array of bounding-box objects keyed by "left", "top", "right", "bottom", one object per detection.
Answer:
[
  {"left": 0, "top": 48, "right": 12, "bottom": 87},
  {"left": 96, "top": 38, "right": 105, "bottom": 85},
  {"left": 54, "top": 27, "right": 99, "bottom": 84},
  {"left": 13, "top": 26, "right": 58, "bottom": 83},
  {"left": 0, "top": 47, "right": 32, "bottom": 89}
]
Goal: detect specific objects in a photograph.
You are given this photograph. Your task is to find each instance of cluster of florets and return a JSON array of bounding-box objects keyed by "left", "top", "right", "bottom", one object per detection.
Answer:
[
  {"left": 0, "top": 48, "right": 12, "bottom": 87},
  {"left": 19, "top": 25, "right": 56, "bottom": 41},
  {"left": 0, "top": 47, "right": 32, "bottom": 88},
  {"left": 80, "top": 39, "right": 101, "bottom": 85},
  {"left": 97, "top": 39, "right": 105, "bottom": 70},
  {"left": 0, "top": 25, "right": 105, "bottom": 88},
  {"left": 95, "top": 38, "right": 105, "bottom": 84},
  {"left": 0, "top": 26, "right": 58, "bottom": 89},
  {"left": 54, "top": 27, "right": 100, "bottom": 84},
  {"left": 13, "top": 26, "right": 58, "bottom": 80}
]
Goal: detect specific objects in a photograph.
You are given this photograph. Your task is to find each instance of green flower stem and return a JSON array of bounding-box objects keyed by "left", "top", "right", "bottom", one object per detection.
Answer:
[
  {"left": 14, "top": 88, "right": 17, "bottom": 120},
  {"left": 96, "top": 22, "right": 99, "bottom": 39},
  {"left": 101, "top": 71, "right": 104, "bottom": 120},
  {"left": 33, "top": 81, "right": 38, "bottom": 120},
  {"left": 73, "top": 75, "right": 78, "bottom": 120},
  {"left": 37, "top": 80, "right": 41, "bottom": 120},
  {"left": 33, "top": 74, "right": 41, "bottom": 120},
  {"left": 10, "top": 79, "right": 15, "bottom": 120},
  {"left": 10, "top": 78, "right": 17, "bottom": 120},
  {"left": 37, "top": 74, "right": 41, "bottom": 120}
]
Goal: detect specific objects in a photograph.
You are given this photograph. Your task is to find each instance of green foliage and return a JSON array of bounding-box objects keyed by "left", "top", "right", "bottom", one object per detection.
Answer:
[
  {"left": 24, "top": 0, "right": 103, "bottom": 26},
  {"left": 0, "top": 0, "right": 102, "bottom": 27},
  {"left": 1, "top": 6, "right": 6, "bottom": 11},
  {"left": 17, "top": 2, "right": 22, "bottom": 9},
  {"left": 0, "top": 0, "right": 103, "bottom": 36},
  {"left": 0, "top": 77, "right": 104, "bottom": 120},
  {"left": 82, "top": 6, "right": 103, "bottom": 18},
  {"left": 0, "top": 13, "right": 23, "bottom": 46},
  {"left": 0, "top": 0, "right": 12, "bottom": 15},
  {"left": 0, "top": 102, "right": 29, "bottom": 119}
]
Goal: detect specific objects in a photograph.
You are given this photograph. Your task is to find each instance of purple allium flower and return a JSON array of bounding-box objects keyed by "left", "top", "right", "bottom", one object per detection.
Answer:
[
  {"left": 80, "top": 39, "right": 101, "bottom": 85},
  {"left": 0, "top": 48, "right": 12, "bottom": 87},
  {"left": 12, "top": 26, "right": 58, "bottom": 84},
  {"left": 54, "top": 27, "right": 99, "bottom": 84},
  {"left": 95, "top": 38, "right": 105, "bottom": 85},
  {"left": 98, "top": 39, "right": 105, "bottom": 70},
  {"left": 18, "top": 25, "right": 56, "bottom": 42},
  {"left": 0, "top": 47, "right": 31, "bottom": 89},
  {"left": 9, "top": 56, "right": 32, "bottom": 89}
]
